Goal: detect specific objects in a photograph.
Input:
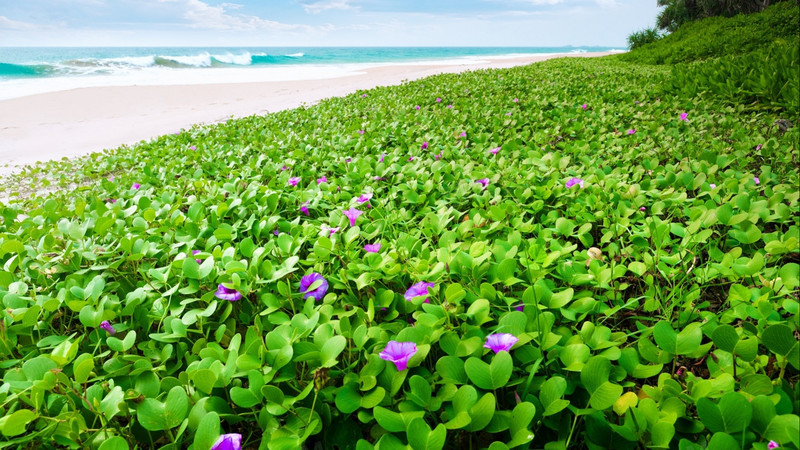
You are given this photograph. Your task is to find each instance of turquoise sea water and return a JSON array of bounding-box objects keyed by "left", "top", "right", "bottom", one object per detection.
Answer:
[
  {"left": 0, "top": 46, "right": 620, "bottom": 78},
  {"left": 0, "top": 46, "right": 623, "bottom": 100}
]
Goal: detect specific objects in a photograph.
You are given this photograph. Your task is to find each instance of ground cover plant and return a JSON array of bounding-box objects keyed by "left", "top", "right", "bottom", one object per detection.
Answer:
[{"left": 0, "top": 54, "right": 798, "bottom": 449}]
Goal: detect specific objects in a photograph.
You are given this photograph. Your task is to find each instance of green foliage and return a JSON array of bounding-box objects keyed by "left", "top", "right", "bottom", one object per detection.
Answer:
[
  {"left": 621, "top": 1, "right": 799, "bottom": 64},
  {"left": 627, "top": 27, "right": 662, "bottom": 50},
  {"left": 0, "top": 53, "right": 798, "bottom": 449},
  {"left": 656, "top": 0, "right": 794, "bottom": 32}
]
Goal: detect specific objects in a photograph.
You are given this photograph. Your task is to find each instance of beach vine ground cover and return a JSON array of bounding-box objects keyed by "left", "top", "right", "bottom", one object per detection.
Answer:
[{"left": 0, "top": 54, "right": 798, "bottom": 449}]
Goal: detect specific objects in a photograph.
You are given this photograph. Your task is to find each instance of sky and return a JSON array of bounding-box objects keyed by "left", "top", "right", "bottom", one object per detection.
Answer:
[{"left": 0, "top": 0, "right": 661, "bottom": 47}]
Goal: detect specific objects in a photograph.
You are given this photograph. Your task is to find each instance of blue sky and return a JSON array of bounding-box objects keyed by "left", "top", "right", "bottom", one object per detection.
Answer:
[{"left": 0, "top": 0, "right": 661, "bottom": 47}]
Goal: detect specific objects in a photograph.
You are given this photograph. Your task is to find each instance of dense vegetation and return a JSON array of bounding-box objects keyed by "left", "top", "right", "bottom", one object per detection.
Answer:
[
  {"left": 0, "top": 10, "right": 798, "bottom": 449},
  {"left": 655, "top": 0, "right": 794, "bottom": 32},
  {"left": 620, "top": 1, "right": 799, "bottom": 64}
]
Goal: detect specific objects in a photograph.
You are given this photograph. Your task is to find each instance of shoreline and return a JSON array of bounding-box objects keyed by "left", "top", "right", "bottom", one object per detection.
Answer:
[{"left": 0, "top": 51, "right": 613, "bottom": 176}]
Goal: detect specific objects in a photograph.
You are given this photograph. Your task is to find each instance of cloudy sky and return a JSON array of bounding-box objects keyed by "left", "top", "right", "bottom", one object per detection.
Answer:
[{"left": 0, "top": 0, "right": 661, "bottom": 47}]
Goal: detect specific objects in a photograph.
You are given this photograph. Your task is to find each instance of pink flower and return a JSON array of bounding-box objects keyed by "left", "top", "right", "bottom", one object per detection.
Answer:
[
  {"left": 680, "top": 113, "right": 688, "bottom": 121},
  {"left": 639, "top": 206, "right": 646, "bottom": 211},
  {"left": 421, "top": 141, "right": 428, "bottom": 150},
  {"left": 324, "top": 226, "right": 339, "bottom": 236},
  {"left": 489, "top": 147, "right": 500, "bottom": 154},
  {"left": 211, "top": 433, "right": 242, "bottom": 450},
  {"left": 627, "top": 129, "right": 636, "bottom": 135},
  {"left": 317, "top": 176, "right": 327, "bottom": 184},
  {"left": 581, "top": 103, "right": 587, "bottom": 110},
  {"left": 447, "top": 104, "right": 453, "bottom": 109},
  {"left": 288, "top": 177, "right": 300, "bottom": 187},
  {"left": 214, "top": 284, "right": 242, "bottom": 302},
  {"left": 300, "top": 201, "right": 309, "bottom": 216},
  {"left": 131, "top": 183, "right": 140, "bottom": 190},
  {"left": 99, "top": 321, "right": 116, "bottom": 335},
  {"left": 505, "top": 112, "right": 512, "bottom": 116},
  {"left": 373, "top": 176, "right": 384, "bottom": 181},
  {"left": 710, "top": 183, "right": 716, "bottom": 188},
  {"left": 436, "top": 98, "right": 442, "bottom": 103},
  {"left": 357, "top": 130, "right": 365, "bottom": 135},
  {"left": 192, "top": 250, "right": 202, "bottom": 263},
  {"left": 379, "top": 153, "right": 385, "bottom": 162},
  {"left": 415, "top": 105, "right": 420, "bottom": 110},
  {"left": 408, "top": 156, "right": 414, "bottom": 162},
  {"left": 475, "top": 178, "right": 489, "bottom": 189},
  {"left": 379, "top": 341, "right": 417, "bottom": 371},
  {"left": 343, "top": 208, "right": 363, "bottom": 226},
  {"left": 513, "top": 98, "right": 519, "bottom": 103},
  {"left": 189, "top": 145, "right": 196, "bottom": 151},
  {"left": 565, "top": 177, "right": 585, "bottom": 189},
  {"left": 280, "top": 165, "right": 289, "bottom": 171},
  {"left": 108, "top": 175, "right": 115, "bottom": 181},
  {"left": 460, "top": 132, "right": 466, "bottom": 137},
  {"left": 484, "top": 333, "right": 518, "bottom": 353},
  {"left": 434, "top": 151, "right": 443, "bottom": 160},
  {"left": 768, "top": 441, "right": 780, "bottom": 449},
  {"left": 357, "top": 192, "right": 373, "bottom": 203},
  {"left": 754, "top": 176, "right": 760, "bottom": 185},
  {"left": 405, "top": 282, "right": 434, "bottom": 304},
  {"left": 362, "top": 93, "right": 367, "bottom": 98},
  {"left": 756, "top": 144, "right": 763, "bottom": 151},
  {"left": 364, "top": 242, "right": 381, "bottom": 253}
]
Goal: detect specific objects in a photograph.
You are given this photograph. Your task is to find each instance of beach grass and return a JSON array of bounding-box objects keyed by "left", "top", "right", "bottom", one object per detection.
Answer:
[{"left": 0, "top": 45, "right": 798, "bottom": 450}]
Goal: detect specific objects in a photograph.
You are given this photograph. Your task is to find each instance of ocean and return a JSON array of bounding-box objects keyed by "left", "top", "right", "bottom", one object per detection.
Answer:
[{"left": 0, "top": 46, "right": 623, "bottom": 100}]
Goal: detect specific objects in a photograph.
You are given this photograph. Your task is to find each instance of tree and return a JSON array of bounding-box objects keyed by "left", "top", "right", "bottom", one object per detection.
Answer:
[{"left": 655, "top": 0, "right": 787, "bottom": 31}]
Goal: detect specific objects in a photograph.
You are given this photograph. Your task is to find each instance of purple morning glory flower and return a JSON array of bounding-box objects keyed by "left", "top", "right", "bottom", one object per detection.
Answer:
[
  {"left": 108, "top": 175, "right": 115, "bottom": 181},
  {"left": 215, "top": 284, "right": 242, "bottom": 302},
  {"left": 288, "top": 177, "right": 300, "bottom": 187},
  {"left": 317, "top": 175, "right": 327, "bottom": 184},
  {"left": 710, "top": 183, "right": 716, "bottom": 188},
  {"left": 756, "top": 144, "right": 762, "bottom": 151},
  {"left": 415, "top": 105, "right": 420, "bottom": 110},
  {"left": 489, "top": 147, "right": 500, "bottom": 154},
  {"left": 273, "top": 229, "right": 280, "bottom": 236},
  {"left": 484, "top": 333, "right": 518, "bottom": 353},
  {"left": 475, "top": 178, "right": 489, "bottom": 188},
  {"left": 434, "top": 151, "right": 443, "bottom": 160},
  {"left": 505, "top": 112, "right": 512, "bottom": 116},
  {"left": 362, "top": 93, "right": 367, "bottom": 98},
  {"left": 627, "top": 129, "right": 636, "bottom": 135},
  {"left": 581, "top": 103, "right": 587, "bottom": 110},
  {"left": 379, "top": 341, "right": 417, "bottom": 371},
  {"left": 447, "top": 104, "right": 453, "bottom": 109},
  {"left": 754, "top": 176, "right": 760, "bottom": 185},
  {"left": 421, "top": 141, "right": 428, "bottom": 150},
  {"left": 189, "top": 145, "right": 197, "bottom": 151},
  {"left": 357, "top": 130, "right": 365, "bottom": 135},
  {"left": 379, "top": 153, "right": 385, "bottom": 162},
  {"left": 768, "top": 441, "right": 780, "bottom": 449},
  {"left": 405, "top": 281, "right": 435, "bottom": 304},
  {"left": 364, "top": 242, "right": 381, "bottom": 253},
  {"left": 373, "top": 176, "right": 384, "bottom": 181},
  {"left": 565, "top": 177, "right": 585, "bottom": 189},
  {"left": 639, "top": 206, "right": 646, "bottom": 211},
  {"left": 357, "top": 192, "right": 373, "bottom": 203},
  {"left": 132, "top": 183, "right": 140, "bottom": 190},
  {"left": 325, "top": 226, "right": 340, "bottom": 236},
  {"left": 192, "top": 250, "right": 202, "bottom": 263},
  {"left": 300, "top": 272, "right": 328, "bottom": 301},
  {"left": 408, "top": 156, "right": 414, "bottom": 162},
  {"left": 680, "top": 113, "right": 688, "bottom": 121},
  {"left": 436, "top": 98, "right": 442, "bottom": 103},
  {"left": 515, "top": 303, "right": 524, "bottom": 312},
  {"left": 211, "top": 433, "right": 242, "bottom": 450},
  {"left": 280, "top": 165, "right": 289, "bottom": 171},
  {"left": 345, "top": 157, "right": 352, "bottom": 163},
  {"left": 460, "top": 131, "right": 467, "bottom": 137},
  {"left": 513, "top": 98, "right": 519, "bottom": 103},
  {"left": 343, "top": 208, "right": 363, "bottom": 226},
  {"left": 300, "top": 201, "right": 310, "bottom": 216},
  {"left": 99, "top": 320, "right": 116, "bottom": 335}
]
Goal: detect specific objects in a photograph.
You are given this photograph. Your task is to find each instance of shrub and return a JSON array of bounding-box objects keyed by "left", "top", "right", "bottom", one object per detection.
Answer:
[{"left": 627, "top": 27, "right": 662, "bottom": 50}]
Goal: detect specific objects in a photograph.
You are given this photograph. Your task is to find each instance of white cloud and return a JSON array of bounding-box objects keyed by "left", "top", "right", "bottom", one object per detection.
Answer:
[
  {"left": 0, "top": 15, "right": 39, "bottom": 30},
  {"left": 595, "top": 0, "right": 620, "bottom": 7},
  {"left": 301, "top": 0, "right": 358, "bottom": 14},
  {"left": 156, "top": 0, "right": 306, "bottom": 31}
]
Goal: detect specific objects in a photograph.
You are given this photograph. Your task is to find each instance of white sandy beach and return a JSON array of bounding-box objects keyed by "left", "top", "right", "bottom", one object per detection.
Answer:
[{"left": 0, "top": 52, "right": 612, "bottom": 174}]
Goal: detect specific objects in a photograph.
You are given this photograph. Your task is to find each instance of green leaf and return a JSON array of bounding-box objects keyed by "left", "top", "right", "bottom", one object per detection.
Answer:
[
  {"left": 464, "top": 351, "right": 512, "bottom": 390},
  {"left": 183, "top": 257, "right": 200, "bottom": 279},
  {"left": 98, "top": 436, "right": 130, "bottom": 450},
  {"left": 192, "top": 369, "right": 218, "bottom": 395},
  {"left": 193, "top": 412, "right": 221, "bottom": 450},
  {"left": 408, "top": 376, "right": 431, "bottom": 407},
  {"left": 539, "top": 377, "right": 569, "bottom": 416},
  {"left": 99, "top": 386, "right": 125, "bottom": 421},
  {"left": 320, "top": 335, "right": 347, "bottom": 368},
  {"left": 711, "top": 325, "right": 738, "bottom": 353},
  {"left": 164, "top": 386, "right": 189, "bottom": 429},
  {"left": 137, "top": 399, "right": 167, "bottom": 431},
  {"left": 406, "top": 418, "right": 446, "bottom": 450},
  {"left": 435, "top": 356, "right": 467, "bottom": 384},
  {"left": 706, "top": 432, "right": 739, "bottom": 450},
  {"left": 230, "top": 387, "right": 260, "bottom": 408},
  {"left": 581, "top": 357, "right": 623, "bottom": 410},
  {"left": 697, "top": 392, "right": 752, "bottom": 434},
  {"left": 0, "top": 409, "right": 37, "bottom": 437},
  {"left": 466, "top": 393, "right": 495, "bottom": 432}
]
